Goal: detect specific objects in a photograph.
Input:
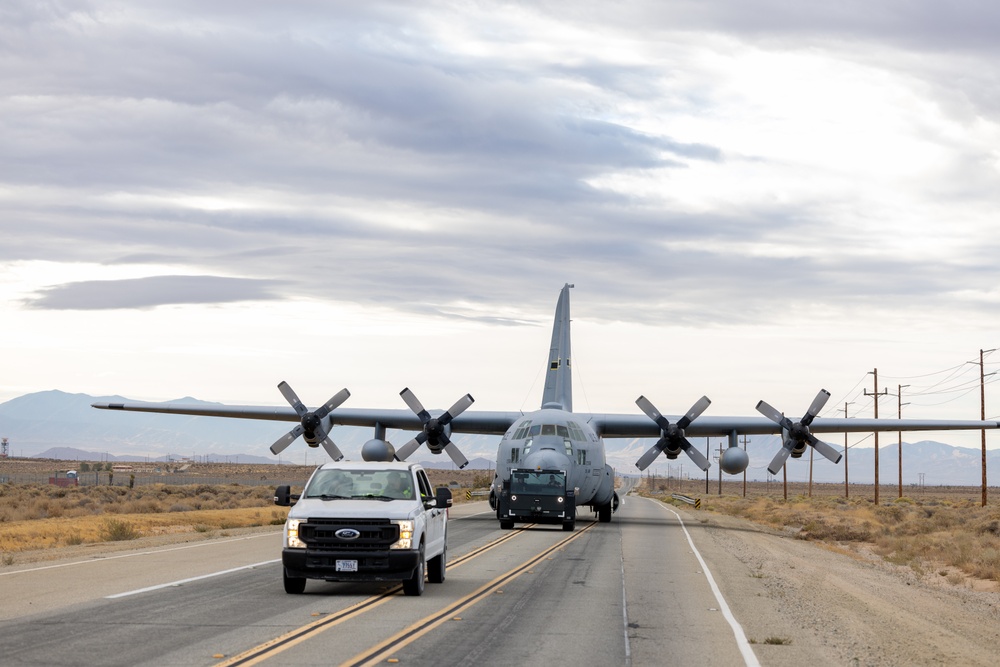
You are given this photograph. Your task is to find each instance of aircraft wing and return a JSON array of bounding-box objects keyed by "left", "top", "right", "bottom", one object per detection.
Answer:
[
  {"left": 91, "top": 400, "right": 521, "bottom": 435},
  {"left": 589, "top": 414, "right": 1000, "bottom": 438}
]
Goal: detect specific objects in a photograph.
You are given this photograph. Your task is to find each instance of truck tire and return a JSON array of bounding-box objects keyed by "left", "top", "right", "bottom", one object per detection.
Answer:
[
  {"left": 598, "top": 502, "right": 612, "bottom": 523},
  {"left": 499, "top": 519, "right": 514, "bottom": 530},
  {"left": 562, "top": 519, "right": 575, "bottom": 531},
  {"left": 283, "top": 570, "right": 306, "bottom": 594},
  {"left": 428, "top": 542, "right": 446, "bottom": 584},
  {"left": 402, "top": 543, "right": 426, "bottom": 596}
]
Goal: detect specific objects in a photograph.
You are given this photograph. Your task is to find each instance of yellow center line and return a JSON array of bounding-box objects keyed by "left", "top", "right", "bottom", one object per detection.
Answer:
[
  {"left": 217, "top": 524, "right": 544, "bottom": 666},
  {"left": 341, "top": 523, "right": 596, "bottom": 667}
]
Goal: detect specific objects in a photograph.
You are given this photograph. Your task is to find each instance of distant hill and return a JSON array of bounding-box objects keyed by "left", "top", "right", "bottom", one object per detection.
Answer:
[{"left": 2, "top": 390, "right": 999, "bottom": 485}]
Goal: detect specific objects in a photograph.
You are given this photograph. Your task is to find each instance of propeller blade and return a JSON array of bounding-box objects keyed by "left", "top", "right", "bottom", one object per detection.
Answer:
[
  {"left": 635, "top": 442, "right": 667, "bottom": 471},
  {"left": 395, "top": 436, "right": 424, "bottom": 461},
  {"left": 315, "top": 388, "right": 351, "bottom": 420},
  {"left": 399, "top": 387, "right": 430, "bottom": 421},
  {"left": 808, "top": 435, "right": 842, "bottom": 464},
  {"left": 756, "top": 400, "right": 790, "bottom": 428},
  {"left": 767, "top": 446, "right": 793, "bottom": 475},
  {"left": 320, "top": 437, "right": 345, "bottom": 462},
  {"left": 635, "top": 395, "right": 671, "bottom": 431},
  {"left": 277, "top": 381, "right": 308, "bottom": 417},
  {"left": 441, "top": 393, "right": 475, "bottom": 423},
  {"left": 801, "top": 389, "right": 831, "bottom": 426},
  {"left": 677, "top": 396, "right": 712, "bottom": 430},
  {"left": 270, "top": 425, "right": 304, "bottom": 455},
  {"left": 680, "top": 439, "right": 711, "bottom": 472},
  {"left": 443, "top": 442, "right": 469, "bottom": 469}
]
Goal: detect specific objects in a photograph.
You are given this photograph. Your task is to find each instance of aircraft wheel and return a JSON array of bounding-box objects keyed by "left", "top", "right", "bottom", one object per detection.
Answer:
[
  {"left": 403, "top": 543, "right": 426, "bottom": 596},
  {"left": 283, "top": 570, "right": 306, "bottom": 594},
  {"left": 428, "top": 542, "right": 446, "bottom": 584}
]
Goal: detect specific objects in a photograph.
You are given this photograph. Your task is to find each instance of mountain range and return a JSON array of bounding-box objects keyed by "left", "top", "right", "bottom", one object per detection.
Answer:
[{"left": 2, "top": 390, "right": 999, "bottom": 485}]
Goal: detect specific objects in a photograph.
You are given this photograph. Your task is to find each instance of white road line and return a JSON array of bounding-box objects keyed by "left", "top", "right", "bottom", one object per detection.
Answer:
[
  {"left": 0, "top": 531, "right": 280, "bottom": 577},
  {"left": 106, "top": 559, "right": 281, "bottom": 598},
  {"left": 654, "top": 500, "right": 761, "bottom": 667}
]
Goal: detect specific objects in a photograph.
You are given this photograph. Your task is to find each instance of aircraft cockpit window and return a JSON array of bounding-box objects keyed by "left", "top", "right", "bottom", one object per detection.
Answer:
[
  {"left": 541, "top": 424, "right": 556, "bottom": 436},
  {"left": 567, "top": 422, "right": 586, "bottom": 442},
  {"left": 556, "top": 425, "right": 568, "bottom": 438},
  {"left": 528, "top": 424, "right": 541, "bottom": 437},
  {"left": 512, "top": 420, "right": 532, "bottom": 440}
]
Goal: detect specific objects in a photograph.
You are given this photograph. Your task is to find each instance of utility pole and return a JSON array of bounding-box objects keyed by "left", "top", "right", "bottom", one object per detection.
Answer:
[
  {"left": 716, "top": 444, "right": 725, "bottom": 495},
  {"left": 865, "top": 368, "right": 889, "bottom": 505},
  {"left": 979, "top": 349, "right": 995, "bottom": 507},
  {"left": 897, "top": 384, "right": 909, "bottom": 499},
  {"left": 843, "top": 402, "right": 854, "bottom": 498},
  {"left": 705, "top": 438, "right": 710, "bottom": 494},
  {"left": 740, "top": 434, "right": 750, "bottom": 498}
]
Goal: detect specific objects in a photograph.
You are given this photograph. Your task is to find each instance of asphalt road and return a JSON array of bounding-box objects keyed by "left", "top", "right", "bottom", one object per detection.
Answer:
[{"left": 0, "top": 494, "right": 761, "bottom": 667}]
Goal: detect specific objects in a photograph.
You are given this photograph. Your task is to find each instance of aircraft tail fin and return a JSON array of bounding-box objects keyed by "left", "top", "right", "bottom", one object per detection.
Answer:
[{"left": 541, "top": 283, "right": 573, "bottom": 411}]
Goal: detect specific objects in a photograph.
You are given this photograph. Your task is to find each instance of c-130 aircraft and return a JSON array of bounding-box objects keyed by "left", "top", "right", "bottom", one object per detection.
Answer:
[{"left": 94, "top": 284, "right": 999, "bottom": 528}]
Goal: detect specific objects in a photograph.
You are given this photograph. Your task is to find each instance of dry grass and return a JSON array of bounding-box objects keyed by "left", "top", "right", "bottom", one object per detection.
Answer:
[
  {"left": 658, "top": 486, "right": 1000, "bottom": 585},
  {"left": 0, "top": 482, "right": 290, "bottom": 554}
]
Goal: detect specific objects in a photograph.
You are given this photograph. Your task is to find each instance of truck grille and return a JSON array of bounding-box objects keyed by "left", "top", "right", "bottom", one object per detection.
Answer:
[{"left": 300, "top": 518, "right": 399, "bottom": 550}]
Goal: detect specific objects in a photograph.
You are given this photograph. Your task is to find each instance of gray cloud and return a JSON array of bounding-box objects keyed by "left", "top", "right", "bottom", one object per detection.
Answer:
[
  {"left": 26, "top": 275, "right": 285, "bottom": 310},
  {"left": 2, "top": 0, "right": 999, "bottom": 330}
]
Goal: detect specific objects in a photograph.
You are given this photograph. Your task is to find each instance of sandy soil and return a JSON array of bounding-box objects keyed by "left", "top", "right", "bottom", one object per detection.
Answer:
[{"left": 689, "top": 507, "right": 1000, "bottom": 666}]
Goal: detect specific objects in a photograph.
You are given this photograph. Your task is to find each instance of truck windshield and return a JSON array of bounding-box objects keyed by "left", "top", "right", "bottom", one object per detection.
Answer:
[
  {"left": 510, "top": 472, "right": 564, "bottom": 496},
  {"left": 305, "top": 469, "right": 415, "bottom": 500}
]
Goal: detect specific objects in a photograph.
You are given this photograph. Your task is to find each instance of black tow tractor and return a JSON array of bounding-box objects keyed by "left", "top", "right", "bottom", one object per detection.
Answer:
[{"left": 497, "top": 468, "right": 575, "bottom": 531}]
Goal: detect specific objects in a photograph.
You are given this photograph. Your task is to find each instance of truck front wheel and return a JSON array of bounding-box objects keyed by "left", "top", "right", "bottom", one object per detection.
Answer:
[
  {"left": 402, "top": 543, "right": 426, "bottom": 596},
  {"left": 283, "top": 570, "right": 306, "bottom": 594}
]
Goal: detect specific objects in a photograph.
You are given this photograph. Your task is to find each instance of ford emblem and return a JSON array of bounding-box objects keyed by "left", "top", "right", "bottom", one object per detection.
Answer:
[{"left": 335, "top": 528, "right": 361, "bottom": 540}]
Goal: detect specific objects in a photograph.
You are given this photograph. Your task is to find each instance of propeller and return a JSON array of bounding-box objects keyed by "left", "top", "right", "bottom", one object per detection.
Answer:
[
  {"left": 269, "top": 382, "right": 351, "bottom": 461},
  {"left": 394, "top": 388, "right": 474, "bottom": 469},
  {"left": 634, "top": 395, "right": 713, "bottom": 472},
  {"left": 756, "top": 389, "right": 842, "bottom": 474}
]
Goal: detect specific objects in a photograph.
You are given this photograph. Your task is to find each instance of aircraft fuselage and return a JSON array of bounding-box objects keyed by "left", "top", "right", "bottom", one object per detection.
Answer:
[{"left": 492, "top": 407, "right": 616, "bottom": 512}]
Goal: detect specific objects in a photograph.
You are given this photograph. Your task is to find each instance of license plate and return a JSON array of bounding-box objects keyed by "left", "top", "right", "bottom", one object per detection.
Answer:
[{"left": 336, "top": 559, "right": 358, "bottom": 572}]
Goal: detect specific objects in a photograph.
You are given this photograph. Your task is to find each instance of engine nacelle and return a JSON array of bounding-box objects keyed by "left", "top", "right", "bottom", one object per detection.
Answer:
[
  {"left": 663, "top": 443, "right": 682, "bottom": 459},
  {"left": 361, "top": 439, "right": 396, "bottom": 462}
]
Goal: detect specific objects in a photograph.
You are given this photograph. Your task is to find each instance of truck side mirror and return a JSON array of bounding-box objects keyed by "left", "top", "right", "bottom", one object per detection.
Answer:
[
  {"left": 435, "top": 487, "right": 453, "bottom": 509},
  {"left": 274, "top": 485, "right": 293, "bottom": 506}
]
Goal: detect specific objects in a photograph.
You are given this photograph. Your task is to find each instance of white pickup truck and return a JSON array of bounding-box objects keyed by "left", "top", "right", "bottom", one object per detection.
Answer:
[{"left": 273, "top": 461, "right": 451, "bottom": 596}]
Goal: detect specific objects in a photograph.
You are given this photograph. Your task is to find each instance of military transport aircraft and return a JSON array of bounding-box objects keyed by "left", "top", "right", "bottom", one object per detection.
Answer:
[{"left": 93, "top": 284, "right": 1000, "bottom": 526}]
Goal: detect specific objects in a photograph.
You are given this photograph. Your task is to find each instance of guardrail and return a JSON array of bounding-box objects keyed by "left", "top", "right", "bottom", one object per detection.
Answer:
[{"left": 671, "top": 493, "right": 701, "bottom": 509}]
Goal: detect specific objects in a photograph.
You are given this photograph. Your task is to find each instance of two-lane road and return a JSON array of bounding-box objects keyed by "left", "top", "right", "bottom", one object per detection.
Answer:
[{"left": 1, "top": 496, "right": 762, "bottom": 666}]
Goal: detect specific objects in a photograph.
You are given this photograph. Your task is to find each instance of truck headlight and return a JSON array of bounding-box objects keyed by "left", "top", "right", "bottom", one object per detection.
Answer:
[
  {"left": 391, "top": 519, "right": 414, "bottom": 550},
  {"left": 557, "top": 497, "right": 564, "bottom": 503},
  {"left": 286, "top": 519, "right": 306, "bottom": 549}
]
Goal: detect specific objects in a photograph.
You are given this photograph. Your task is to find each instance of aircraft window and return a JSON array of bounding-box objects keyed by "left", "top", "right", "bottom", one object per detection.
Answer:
[
  {"left": 510, "top": 447, "right": 520, "bottom": 463},
  {"left": 577, "top": 450, "right": 588, "bottom": 466},
  {"left": 541, "top": 424, "right": 556, "bottom": 436},
  {"left": 513, "top": 420, "right": 532, "bottom": 440},
  {"left": 556, "top": 425, "right": 568, "bottom": 438},
  {"left": 567, "top": 422, "right": 585, "bottom": 441},
  {"left": 564, "top": 439, "right": 573, "bottom": 456},
  {"left": 523, "top": 439, "right": 533, "bottom": 454},
  {"left": 529, "top": 424, "right": 541, "bottom": 436}
]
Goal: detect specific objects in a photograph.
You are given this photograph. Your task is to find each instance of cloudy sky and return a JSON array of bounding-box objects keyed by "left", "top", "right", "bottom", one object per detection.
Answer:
[{"left": 3, "top": 0, "right": 1000, "bottom": 450}]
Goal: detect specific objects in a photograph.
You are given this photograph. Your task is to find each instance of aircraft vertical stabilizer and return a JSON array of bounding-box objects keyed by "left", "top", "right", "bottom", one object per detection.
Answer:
[{"left": 541, "top": 283, "right": 573, "bottom": 411}]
